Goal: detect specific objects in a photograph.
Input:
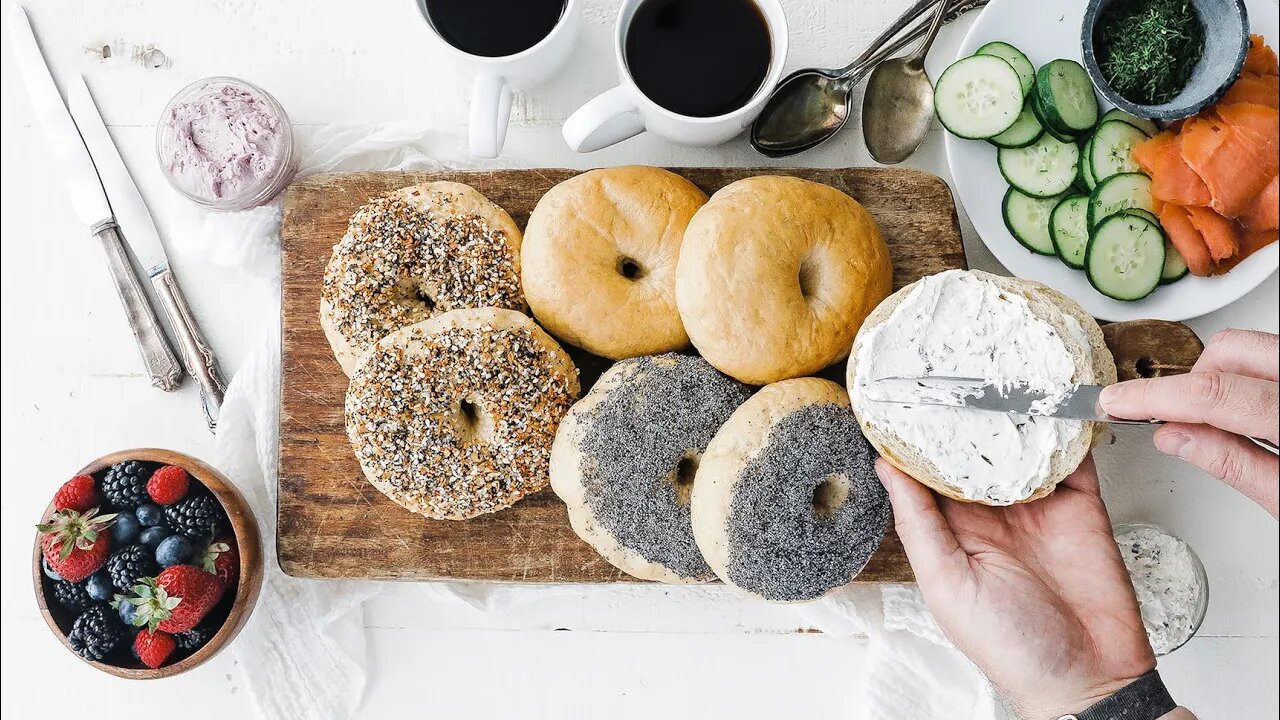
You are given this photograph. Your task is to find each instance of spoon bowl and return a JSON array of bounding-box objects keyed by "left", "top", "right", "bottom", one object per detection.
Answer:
[
  {"left": 862, "top": 56, "right": 937, "bottom": 163},
  {"left": 750, "top": 69, "right": 852, "bottom": 156}
]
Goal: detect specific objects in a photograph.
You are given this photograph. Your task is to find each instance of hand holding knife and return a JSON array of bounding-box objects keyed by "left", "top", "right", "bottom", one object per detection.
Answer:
[{"left": 11, "top": 5, "right": 226, "bottom": 430}]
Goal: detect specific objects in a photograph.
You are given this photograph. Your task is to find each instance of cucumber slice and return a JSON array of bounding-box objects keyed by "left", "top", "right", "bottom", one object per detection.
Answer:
[
  {"left": 1050, "top": 194, "right": 1091, "bottom": 269},
  {"left": 1081, "top": 134, "right": 1098, "bottom": 190},
  {"left": 1089, "top": 120, "right": 1148, "bottom": 183},
  {"left": 976, "top": 41, "right": 1036, "bottom": 97},
  {"left": 1074, "top": 132, "right": 1094, "bottom": 191},
  {"left": 934, "top": 55, "right": 1025, "bottom": 139},
  {"left": 1088, "top": 172, "right": 1154, "bottom": 229},
  {"left": 1035, "top": 59, "right": 1100, "bottom": 134},
  {"left": 1161, "top": 238, "right": 1190, "bottom": 284},
  {"left": 998, "top": 133, "right": 1080, "bottom": 198},
  {"left": 1085, "top": 213, "right": 1166, "bottom": 301},
  {"left": 1003, "top": 187, "right": 1063, "bottom": 255},
  {"left": 1030, "top": 92, "right": 1079, "bottom": 142},
  {"left": 1099, "top": 108, "right": 1160, "bottom": 138},
  {"left": 988, "top": 101, "right": 1044, "bottom": 148},
  {"left": 1124, "top": 208, "right": 1160, "bottom": 225}
]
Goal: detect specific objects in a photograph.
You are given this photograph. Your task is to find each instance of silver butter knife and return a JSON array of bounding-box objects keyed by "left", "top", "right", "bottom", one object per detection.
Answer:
[
  {"left": 9, "top": 5, "right": 183, "bottom": 393},
  {"left": 864, "top": 376, "right": 1156, "bottom": 425},
  {"left": 68, "top": 76, "right": 227, "bottom": 430}
]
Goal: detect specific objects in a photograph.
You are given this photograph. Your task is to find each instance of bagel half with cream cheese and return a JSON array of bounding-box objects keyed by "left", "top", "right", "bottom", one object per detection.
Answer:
[{"left": 847, "top": 269, "right": 1117, "bottom": 505}]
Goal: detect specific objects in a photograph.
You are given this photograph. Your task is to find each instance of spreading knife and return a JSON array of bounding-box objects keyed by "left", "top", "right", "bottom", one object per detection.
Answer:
[
  {"left": 866, "top": 376, "right": 1279, "bottom": 451},
  {"left": 9, "top": 5, "right": 183, "bottom": 394},
  {"left": 67, "top": 75, "right": 227, "bottom": 430}
]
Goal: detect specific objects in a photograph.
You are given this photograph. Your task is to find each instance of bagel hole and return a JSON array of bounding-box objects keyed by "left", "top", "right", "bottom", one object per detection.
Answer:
[
  {"left": 455, "top": 395, "right": 495, "bottom": 445},
  {"left": 812, "top": 474, "right": 851, "bottom": 518},
  {"left": 415, "top": 287, "right": 437, "bottom": 313},
  {"left": 671, "top": 453, "right": 699, "bottom": 506},
  {"left": 617, "top": 257, "right": 645, "bottom": 281},
  {"left": 798, "top": 255, "right": 821, "bottom": 299}
]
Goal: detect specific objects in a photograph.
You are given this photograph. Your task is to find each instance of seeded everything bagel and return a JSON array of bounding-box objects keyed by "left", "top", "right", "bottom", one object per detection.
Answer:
[
  {"left": 522, "top": 167, "right": 708, "bottom": 360},
  {"left": 321, "top": 181, "right": 526, "bottom": 376},
  {"left": 691, "top": 378, "right": 890, "bottom": 602},
  {"left": 550, "top": 354, "right": 752, "bottom": 583},
  {"left": 345, "top": 308, "right": 580, "bottom": 520},
  {"left": 675, "top": 176, "right": 893, "bottom": 385}
]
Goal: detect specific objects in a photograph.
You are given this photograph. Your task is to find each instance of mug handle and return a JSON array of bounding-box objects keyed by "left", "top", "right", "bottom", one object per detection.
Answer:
[
  {"left": 470, "top": 74, "right": 513, "bottom": 158},
  {"left": 562, "top": 86, "right": 646, "bottom": 153}
]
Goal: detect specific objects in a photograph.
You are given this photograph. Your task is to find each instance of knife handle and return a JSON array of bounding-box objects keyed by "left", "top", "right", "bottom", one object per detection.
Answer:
[
  {"left": 153, "top": 269, "right": 227, "bottom": 431},
  {"left": 94, "top": 224, "right": 184, "bottom": 392}
]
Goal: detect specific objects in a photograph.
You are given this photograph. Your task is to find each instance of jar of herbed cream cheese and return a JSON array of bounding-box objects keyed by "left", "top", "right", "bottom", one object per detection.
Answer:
[
  {"left": 1113, "top": 522, "right": 1209, "bottom": 656},
  {"left": 155, "top": 77, "right": 296, "bottom": 211}
]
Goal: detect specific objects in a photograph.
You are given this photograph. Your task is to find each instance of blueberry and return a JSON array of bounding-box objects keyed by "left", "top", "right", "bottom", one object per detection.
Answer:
[
  {"left": 41, "top": 556, "right": 63, "bottom": 581},
  {"left": 135, "top": 503, "right": 164, "bottom": 527},
  {"left": 156, "top": 535, "right": 194, "bottom": 567},
  {"left": 117, "top": 597, "right": 138, "bottom": 627},
  {"left": 110, "top": 512, "right": 142, "bottom": 546},
  {"left": 85, "top": 572, "right": 114, "bottom": 602},
  {"left": 139, "top": 526, "right": 172, "bottom": 550}
]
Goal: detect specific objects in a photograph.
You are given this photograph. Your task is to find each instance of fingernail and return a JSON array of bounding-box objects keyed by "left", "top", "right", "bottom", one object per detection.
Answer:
[
  {"left": 1155, "top": 431, "right": 1192, "bottom": 458},
  {"left": 1099, "top": 383, "right": 1124, "bottom": 410}
]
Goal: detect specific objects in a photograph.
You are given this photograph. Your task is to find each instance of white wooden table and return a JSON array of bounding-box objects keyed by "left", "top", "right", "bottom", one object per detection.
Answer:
[{"left": 1, "top": 1, "right": 1276, "bottom": 717}]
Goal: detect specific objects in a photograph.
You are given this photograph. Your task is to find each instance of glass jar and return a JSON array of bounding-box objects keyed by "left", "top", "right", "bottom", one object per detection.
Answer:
[
  {"left": 155, "top": 76, "right": 296, "bottom": 211},
  {"left": 1113, "top": 521, "right": 1209, "bottom": 656}
]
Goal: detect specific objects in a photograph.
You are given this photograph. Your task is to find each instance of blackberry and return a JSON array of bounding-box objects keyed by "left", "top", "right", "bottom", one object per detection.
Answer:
[
  {"left": 173, "top": 622, "right": 218, "bottom": 652},
  {"left": 51, "top": 579, "right": 95, "bottom": 613},
  {"left": 101, "top": 461, "right": 152, "bottom": 510},
  {"left": 67, "top": 605, "right": 125, "bottom": 661},
  {"left": 106, "top": 544, "right": 158, "bottom": 592},
  {"left": 163, "top": 495, "right": 225, "bottom": 539}
]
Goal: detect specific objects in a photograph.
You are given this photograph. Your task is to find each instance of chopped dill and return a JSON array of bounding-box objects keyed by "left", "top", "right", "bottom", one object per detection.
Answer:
[{"left": 1095, "top": 0, "right": 1205, "bottom": 105}]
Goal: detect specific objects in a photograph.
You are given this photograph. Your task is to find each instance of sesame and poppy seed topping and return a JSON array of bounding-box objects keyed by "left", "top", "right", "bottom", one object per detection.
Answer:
[
  {"left": 345, "top": 309, "right": 579, "bottom": 520},
  {"left": 322, "top": 183, "right": 526, "bottom": 374}
]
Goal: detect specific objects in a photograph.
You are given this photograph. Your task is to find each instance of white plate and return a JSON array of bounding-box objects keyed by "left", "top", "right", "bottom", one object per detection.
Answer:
[{"left": 945, "top": 0, "right": 1279, "bottom": 321}]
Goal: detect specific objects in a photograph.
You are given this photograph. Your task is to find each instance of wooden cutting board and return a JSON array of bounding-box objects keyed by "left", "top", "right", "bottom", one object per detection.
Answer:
[{"left": 278, "top": 168, "right": 1203, "bottom": 583}]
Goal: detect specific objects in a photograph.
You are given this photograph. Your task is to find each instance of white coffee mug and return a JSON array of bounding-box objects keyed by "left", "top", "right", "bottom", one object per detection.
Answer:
[
  {"left": 562, "top": 0, "right": 787, "bottom": 152},
  {"left": 417, "top": 0, "right": 581, "bottom": 158}
]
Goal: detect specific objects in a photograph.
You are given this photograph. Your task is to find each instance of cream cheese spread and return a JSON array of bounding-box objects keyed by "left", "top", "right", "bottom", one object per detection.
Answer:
[
  {"left": 1115, "top": 523, "right": 1206, "bottom": 654},
  {"left": 851, "top": 270, "right": 1086, "bottom": 504}
]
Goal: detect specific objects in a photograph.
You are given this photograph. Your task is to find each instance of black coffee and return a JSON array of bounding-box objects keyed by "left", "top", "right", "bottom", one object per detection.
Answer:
[
  {"left": 424, "top": 0, "right": 565, "bottom": 58},
  {"left": 625, "top": 0, "right": 771, "bottom": 118}
]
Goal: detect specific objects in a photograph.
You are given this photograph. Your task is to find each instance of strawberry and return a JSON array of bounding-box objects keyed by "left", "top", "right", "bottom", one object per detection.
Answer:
[
  {"left": 132, "top": 566, "right": 225, "bottom": 633},
  {"left": 37, "top": 508, "right": 117, "bottom": 582},
  {"left": 147, "top": 465, "right": 190, "bottom": 505},
  {"left": 134, "top": 629, "right": 177, "bottom": 669},
  {"left": 200, "top": 537, "right": 239, "bottom": 589},
  {"left": 54, "top": 475, "right": 98, "bottom": 512}
]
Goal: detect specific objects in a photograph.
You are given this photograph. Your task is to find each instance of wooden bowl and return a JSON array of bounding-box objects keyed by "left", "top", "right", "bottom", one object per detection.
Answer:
[{"left": 32, "top": 449, "right": 263, "bottom": 679}]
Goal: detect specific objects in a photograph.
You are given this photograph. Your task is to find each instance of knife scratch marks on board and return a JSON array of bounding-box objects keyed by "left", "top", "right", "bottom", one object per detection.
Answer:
[{"left": 84, "top": 41, "right": 171, "bottom": 69}]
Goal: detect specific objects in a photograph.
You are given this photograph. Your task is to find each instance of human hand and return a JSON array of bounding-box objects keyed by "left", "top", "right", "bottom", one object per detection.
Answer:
[
  {"left": 877, "top": 457, "right": 1155, "bottom": 719},
  {"left": 1100, "top": 329, "right": 1279, "bottom": 517}
]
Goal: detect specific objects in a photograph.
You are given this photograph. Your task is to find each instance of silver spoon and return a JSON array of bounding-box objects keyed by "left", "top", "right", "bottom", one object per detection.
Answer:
[
  {"left": 750, "top": 0, "right": 985, "bottom": 158},
  {"left": 862, "top": 0, "right": 949, "bottom": 163}
]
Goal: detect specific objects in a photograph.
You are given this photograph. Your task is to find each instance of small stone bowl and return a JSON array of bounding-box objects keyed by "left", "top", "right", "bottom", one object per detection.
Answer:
[
  {"left": 1081, "top": 0, "right": 1250, "bottom": 120},
  {"left": 32, "top": 449, "right": 263, "bottom": 679}
]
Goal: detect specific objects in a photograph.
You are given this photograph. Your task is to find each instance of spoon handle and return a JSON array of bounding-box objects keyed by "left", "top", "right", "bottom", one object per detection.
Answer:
[
  {"left": 838, "top": 0, "right": 988, "bottom": 84},
  {"left": 840, "top": 0, "right": 944, "bottom": 75},
  {"left": 909, "top": 0, "right": 950, "bottom": 66}
]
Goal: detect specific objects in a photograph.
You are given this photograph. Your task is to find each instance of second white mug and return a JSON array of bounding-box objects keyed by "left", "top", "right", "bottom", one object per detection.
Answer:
[{"left": 562, "top": 0, "right": 788, "bottom": 153}]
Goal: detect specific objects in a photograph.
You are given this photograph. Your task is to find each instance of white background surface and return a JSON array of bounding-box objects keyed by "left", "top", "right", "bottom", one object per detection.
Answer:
[{"left": 1, "top": 1, "right": 1276, "bottom": 718}]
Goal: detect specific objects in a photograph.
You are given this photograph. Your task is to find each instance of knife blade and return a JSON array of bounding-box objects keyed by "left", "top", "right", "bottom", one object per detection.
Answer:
[
  {"left": 67, "top": 75, "right": 228, "bottom": 430},
  {"left": 864, "top": 376, "right": 1155, "bottom": 425},
  {"left": 8, "top": 5, "right": 112, "bottom": 230},
  {"left": 9, "top": 4, "right": 183, "bottom": 393}
]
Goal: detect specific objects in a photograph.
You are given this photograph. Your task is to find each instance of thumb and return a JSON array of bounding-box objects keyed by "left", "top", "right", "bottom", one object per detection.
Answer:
[{"left": 875, "top": 459, "right": 968, "bottom": 586}]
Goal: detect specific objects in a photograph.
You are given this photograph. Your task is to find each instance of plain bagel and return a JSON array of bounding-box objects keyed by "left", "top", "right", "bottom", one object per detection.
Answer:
[
  {"left": 675, "top": 176, "right": 893, "bottom": 385},
  {"left": 691, "top": 378, "right": 890, "bottom": 602},
  {"left": 321, "top": 181, "right": 526, "bottom": 375},
  {"left": 345, "top": 308, "right": 579, "bottom": 520},
  {"left": 522, "top": 167, "right": 708, "bottom": 360},
  {"left": 847, "top": 269, "right": 1117, "bottom": 505}
]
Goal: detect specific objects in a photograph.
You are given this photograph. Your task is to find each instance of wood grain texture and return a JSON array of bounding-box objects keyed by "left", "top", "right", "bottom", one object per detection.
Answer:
[
  {"left": 277, "top": 168, "right": 1199, "bottom": 585},
  {"left": 33, "top": 448, "right": 262, "bottom": 679}
]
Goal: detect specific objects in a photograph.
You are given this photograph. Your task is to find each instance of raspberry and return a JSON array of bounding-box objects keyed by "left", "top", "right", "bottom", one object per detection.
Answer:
[
  {"left": 147, "top": 465, "right": 190, "bottom": 505},
  {"left": 54, "top": 475, "right": 98, "bottom": 513}
]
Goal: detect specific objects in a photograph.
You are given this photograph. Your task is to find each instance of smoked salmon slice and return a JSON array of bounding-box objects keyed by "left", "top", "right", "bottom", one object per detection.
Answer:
[
  {"left": 1158, "top": 204, "right": 1216, "bottom": 277},
  {"left": 1244, "top": 34, "right": 1279, "bottom": 76},
  {"left": 1215, "top": 229, "right": 1278, "bottom": 273},
  {"left": 1239, "top": 175, "right": 1279, "bottom": 231},
  {"left": 1214, "top": 102, "right": 1280, "bottom": 156},
  {"left": 1133, "top": 131, "right": 1212, "bottom": 206},
  {"left": 1180, "top": 116, "right": 1278, "bottom": 218},
  {"left": 1184, "top": 205, "right": 1242, "bottom": 262},
  {"left": 1219, "top": 72, "right": 1279, "bottom": 110}
]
